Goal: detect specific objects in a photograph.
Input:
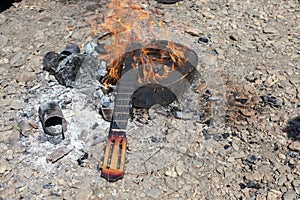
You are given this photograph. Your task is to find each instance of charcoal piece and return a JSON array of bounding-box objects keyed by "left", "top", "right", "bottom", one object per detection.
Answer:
[
  {"left": 61, "top": 43, "right": 80, "bottom": 56},
  {"left": 260, "top": 95, "right": 281, "bottom": 108},
  {"left": 77, "top": 152, "right": 89, "bottom": 167},
  {"left": 131, "top": 83, "right": 177, "bottom": 109},
  {"left": 38, "top": 101, "right": 67, "bottom": 139},
  {"left": 42, "top": 51, "right": 61, "bottom": 73},
  {"left": 55, "top": 54, "right": 85, "bottom": 87}
]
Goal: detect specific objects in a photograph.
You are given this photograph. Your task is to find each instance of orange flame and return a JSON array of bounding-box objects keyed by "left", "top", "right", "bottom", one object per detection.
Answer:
[{"left": 89, "top": 0, "right": 189, "bottom": 86}]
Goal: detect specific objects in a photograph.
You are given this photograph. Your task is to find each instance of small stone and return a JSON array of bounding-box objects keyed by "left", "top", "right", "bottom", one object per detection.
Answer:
[
  {"left": 252, "top": 172, "right": 263, "bottom": 181},
  {"left": 0, "top": 14, "right": 7, "bottom": 25},
  {"left": 231, "top": 151, "right": 247, "bottom": 159},
  {"left": 175, "top": 163, "right": 185, "bottom": 176},
  {"left": 0, "top": 35, "right": 9, "bottom": 49},
  {"left": 246, "top": 154, "right": 257, "bottom": 164},
  {"left": 227, "top": 157, "right": 235, "bottom": 163},
  {"left": 278, "top": 174, "right": 287, "bottom": 186},
  {"left": 185, "top": 27, "right": 202, "bottom": 37},
  {"left": 6, "top": 150, "right": 13, "bottom": 160},
  {"left": 10, "top": 99, "right": 26, "bottom": 110},
  {"left": 213, "top": 134, "right": 223, "bottom": 141},
  {"left": 224, "top": 171, "right": 236, "bottom": 179},
  {"left": 0, "top": 98, "right": 12, "bottom": 107},
  {"left": 229, "top": 33, "right": 239, "bottom": 41},
  {"left": 198, "top": 36, "right": 209, "bottom": 43},
  {"left": 165, "top": 177, "right": 178, "bottom": 190},
  {"left": 277, "top": 165, "right": 289, "bottom": 174},
  {"left": 292, "top": 179, "right": 300, "bottom": 187},
  {"left": 46, "top": 147, "right": 73, "bottom": 163},
  {"left": 203, "top": 55, "right": 217, "bottom": 66},
  {"left": 10, "top": 51, "right": 28, "bottom": 67},
  {"left": 263, "top": 26, "right": 276, "bottom": 34},
  {"left": 15, "top": 181, "right": 26, "bottom": 189},
  {"left": 165, "top": 168, "right": 177, "bottom": 177},
  {"left": 163, "top": 12, "right": 172, "bottom": 23},
  {"left": 278, "top": 153, "right": 286, "bottom": 160},
  {"left": 16, "top": 72, "right": 36, "bottom": 84},
  {"left": 288, "top": 141, "right": 300, "bottom": 152},
  {"left": 231, "top": 142, "right": 239, "bottom": 151},
  {"left": 267, "top": 189, "right": 281, "bottom": 200},
  {"left": 283, "top": 190, "right": 297, "bottom": 200},
  {"left": 146, "top": 188, "right": 161, "bottom": 199},
  {"left": 75, "top": 189, "right": 92, "bottom": 200},
  {"left": 216, "top": 166, "right": 223, "bottom": 174},
  {"left": 0, "top": 164, "right": 7, "bottom": 174},
  {"left": 166, "top": 131, "right": 178, "bottom": 143},
  {"left": 23, "top": 168, "right": 33, "bottom": 179}
]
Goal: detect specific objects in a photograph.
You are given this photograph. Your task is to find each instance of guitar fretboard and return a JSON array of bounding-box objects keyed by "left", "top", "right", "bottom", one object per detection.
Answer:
[{"left": 110, "top": 69, "right": 137, "bottom": 133}]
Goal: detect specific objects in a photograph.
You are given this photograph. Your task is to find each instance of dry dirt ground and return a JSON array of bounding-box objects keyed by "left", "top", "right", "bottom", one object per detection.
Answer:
[{"left": 0, "top": 0, "right": 300, "bottom": 199}]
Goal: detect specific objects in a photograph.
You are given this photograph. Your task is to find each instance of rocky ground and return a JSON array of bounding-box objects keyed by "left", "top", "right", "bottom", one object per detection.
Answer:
[{"left": 0, "top": 0, "right": 299, "bottom": 199}]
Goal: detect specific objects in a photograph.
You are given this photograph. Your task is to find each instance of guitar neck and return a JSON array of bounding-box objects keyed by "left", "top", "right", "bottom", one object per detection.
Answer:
[{"left": 109, "top": 69, "right": 137, "bottom": 133}]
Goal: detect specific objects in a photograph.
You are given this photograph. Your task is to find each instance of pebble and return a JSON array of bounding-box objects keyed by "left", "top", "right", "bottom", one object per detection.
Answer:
[
  {"left": 23, "top": 168, "right": 33, "bottom": 179},
  {"left": 10, "top": 99, "right": 26, "bottom": 110},
  {"left": 0, "top": 35, "right": 9, "bottom": 49},
  {"left": 292, "top": 179, "right": 300, "bottom": 187},
  {"left": 231, "top": 151, "right": 247, "bottom": 159},
  {"left": 203, "top": 54, "right": 217, "bottom": 66},
  {"left": 165, "top": 168, "right": 177, "bottom": 178},
  {"left": 10, "top": 51, "right": 28, "bottom": 67},
  {"left": 198, "top": 36, "right": 209, "bottom": 43},
  {"left": 231, "top": 142, "right": 239, "bottom": 151},
  {"left": 246, "top": 154, "right": 257, "bottom": 164},
  {"left": 146, "top": 188, "right": 161, "bottom": 199},
  {"left": 185, "top": 27, "right": 202, "bottom": 37},
  {"left": 163, "top": 12, "right": 172, "bottom": 23},
  {"left": 283, "top": 190, "right": 297, "bottom": 200},
  {"left": 16, "top": 72, "right": 36, "bottom": 84},
  {"left": 0, "top": 98, "right": 12, "bottom": 107},
  {"left": 267, "top": 189, "right": 281, "bottom": 200},
  {"left": 0, "top": 164, "right": 7, "bottom": 174},
  {"left": 175, "top": 163, "right": 185, "bottom": 176},
  {"left": 75, "top": 189, "right": 93, "bottom": 200},
  {"left": 0, "top": 14, "right": 7, "bottom": 25},
  {"left": 263, "top": 26, "right": 276, "bottom": 34},
  {"left": 278, "top": 174, "right": 287, "bottom": 186},
  {"left": 6, "top": 150, "right": 14, "bottom": 160},
  {"left": 288, "top": 141, "right": 300, "bottom": 152},
  {"left": 277, "top": 165, "right": 289, "bottom": 174}
]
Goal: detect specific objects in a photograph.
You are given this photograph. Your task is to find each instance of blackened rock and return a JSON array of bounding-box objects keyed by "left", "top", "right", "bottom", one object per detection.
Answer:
[
  {"left": 246, "top": 154, "right": 257, "bottom": 164},
  {"left": 213, "top": 134, "right": 223, "bottom": 141},
  {"left": 74, "top": 53, "right": 100, "bottom": 88},
  {"left": 43, "top": 51, "right": 60, "bottom": 73},
  {"left": 222, "top": 133, "right": 230, "bottom": 139},
  {"left": 55, "top": 54, "right": 85, "bottom": 87},
  {"left": 247, "top": 181, "right": 260, "bottom": 189},
  {"left": 61, "top": 43, "right": 80, "bottom": 56},
  {"left": 260, "top": 95, "right": 281, "bottom": 108},
  {"left": 156, "top": 0, "right": 182, "bottom": 3},
  {"left": 198, "top": 37, "right": 209, "bottom": 43}
]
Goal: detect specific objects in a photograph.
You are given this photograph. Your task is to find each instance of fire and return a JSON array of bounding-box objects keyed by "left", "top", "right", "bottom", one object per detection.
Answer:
[{"left": 89, "top": 0, "right": 189, "bottom": 86}]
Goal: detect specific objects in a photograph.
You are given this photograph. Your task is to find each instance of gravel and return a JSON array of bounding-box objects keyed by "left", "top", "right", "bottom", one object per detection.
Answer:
[{"left": 0, "top": 0, "right": 299, "bottom": 199}]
